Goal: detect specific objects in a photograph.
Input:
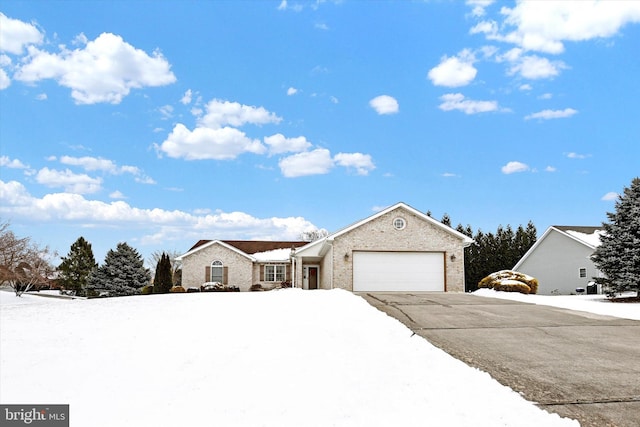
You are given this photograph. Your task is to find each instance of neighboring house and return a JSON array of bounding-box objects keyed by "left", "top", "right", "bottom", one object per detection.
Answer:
[
  {"left": 513, "top": 226, "right": 604, "bottom": 295},
  {"left": 178, "top": 202, "right": 474, "bottom": 292}
]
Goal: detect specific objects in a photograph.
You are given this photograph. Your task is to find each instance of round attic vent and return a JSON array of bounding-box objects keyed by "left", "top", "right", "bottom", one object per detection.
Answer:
[{"left": 393, "top": 217, "right": 406, "bottom": 230}]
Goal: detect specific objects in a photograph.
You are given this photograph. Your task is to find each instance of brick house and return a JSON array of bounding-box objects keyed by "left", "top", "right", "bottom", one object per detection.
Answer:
[{"left": 177, "top": 202, "right": 474, "bottom": 292}]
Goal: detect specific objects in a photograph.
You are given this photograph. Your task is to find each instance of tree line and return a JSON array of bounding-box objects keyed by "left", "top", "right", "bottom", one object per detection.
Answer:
[
  {"left": 432, "top": 213, "right": 538, "bottom": 292},
  {"left": 0, "top": 224, "right": 179, "bottom": 297}
]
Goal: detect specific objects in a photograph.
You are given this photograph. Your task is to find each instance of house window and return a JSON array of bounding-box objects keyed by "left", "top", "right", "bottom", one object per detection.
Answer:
[
  {"left": 579, "top": 268, "right": 587, "bottom": 278},
  {"left": 265, "top": 265, "right": 286, "bottom": 282},
  {"left": 393, "top": 217, "right": 406, "bottom": 230},
  {"left": 211, "top": 260, "right": 223, "bottom": 283}
]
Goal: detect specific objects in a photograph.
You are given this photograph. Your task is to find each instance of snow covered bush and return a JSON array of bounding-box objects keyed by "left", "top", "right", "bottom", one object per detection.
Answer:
[
  {"left": 186, "top": 287, "right": 200, "bottom": 293},
  {"left": 478, "top": 270, "right": 539, "bottom": 294},
  {"left": 201, "top": 282, "right": 240, "bottom": 292}
]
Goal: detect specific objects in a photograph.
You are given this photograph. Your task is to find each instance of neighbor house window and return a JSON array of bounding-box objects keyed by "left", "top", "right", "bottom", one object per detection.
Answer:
[
  {"left": 211, "top": 260, "right": 223, "bottom": 283},
  {"left": 265, "top": 265, "right": 286, "bottom": 282},
  {"left": 579, "top": 268, "right": 587, "bottom": 278}
]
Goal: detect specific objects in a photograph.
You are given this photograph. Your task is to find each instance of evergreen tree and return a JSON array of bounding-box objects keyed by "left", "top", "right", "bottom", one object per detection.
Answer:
[
  {"left": 592, "top": 177, "right": 640, "bottom": 297},
  {"left": 153, "top": 252, "right": 173, "bottom": 294},
  {"left": 58, "top": 237, "right": 97, "bottom": 296},
  {"left": 87, "top": 242, "right": 151, "bottom": 297},
  {"left": 441, "top": 213, "right": 451, "bottom": 227}
]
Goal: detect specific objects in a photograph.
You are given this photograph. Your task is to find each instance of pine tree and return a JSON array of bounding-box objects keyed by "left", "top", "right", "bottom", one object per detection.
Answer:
[
  {"left": 592, "top": 177, "right": 640, "bottom": 297},
  {"left": 441, "top": 213, "right": 451, "bottom": 227},
  {"left": 153, "top": 252, "right": 173, "bottom": 294},
  {"left": 87, "top": 242, "right": 151, "bottom": 297},
  {"left": 58, "top": 237, "right": 97, "bottom": 296}
]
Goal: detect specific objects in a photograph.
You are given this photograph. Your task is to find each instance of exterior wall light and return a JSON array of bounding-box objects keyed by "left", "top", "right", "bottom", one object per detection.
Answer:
[{"left": 450, "top": 254, "right": 456, "bottom": 262}]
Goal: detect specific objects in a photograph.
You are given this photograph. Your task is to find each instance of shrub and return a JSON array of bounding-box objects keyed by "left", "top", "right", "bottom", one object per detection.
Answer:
[
  {"left": 250, "top": 284, "right": 265, "bottom": 291},
  {"left": 201, "top": 282, "right": 240, "bottom": 292},
  {"left": 140, "top": 285, "right": 154, "bottom": 295},
  {"left": 169, "top": 285, "right": 186, "bottom": 293},
  {"left": 186, "top": 287, "right": 200, "bottom": 293},
  {"left": 493, "top": 280, "right": 531, "bottom": 294},
  {"left": 478, "top": 270, "right": 539, "bottom": 294}
]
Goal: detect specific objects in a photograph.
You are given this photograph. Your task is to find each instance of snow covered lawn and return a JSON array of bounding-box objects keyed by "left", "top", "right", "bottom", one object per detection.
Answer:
[
  {"left": 473, "top": 289, "right": 640, "bottom": 321},
  {"left": 1, "top": 289, "right": 577, "bottom": 427}
]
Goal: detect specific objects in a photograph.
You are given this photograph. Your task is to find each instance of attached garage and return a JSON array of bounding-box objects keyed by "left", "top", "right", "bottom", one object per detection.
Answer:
[{"left": 352, "top": 251, "right": 445, "bottom": 292}]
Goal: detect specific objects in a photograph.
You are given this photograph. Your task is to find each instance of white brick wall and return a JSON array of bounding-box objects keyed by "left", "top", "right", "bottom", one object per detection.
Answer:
[
  {"left": 312, "top": 208, "right": 466, "bottom": 292},
  {"left": 181, "top": 243, "right": 254, "bottom": 291}
]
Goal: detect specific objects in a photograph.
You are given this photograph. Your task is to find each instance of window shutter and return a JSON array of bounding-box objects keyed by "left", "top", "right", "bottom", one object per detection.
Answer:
[
  {"left": 286, "top": 266, "right": 291, "bottom": 281},
  {"left": 260, "top": 265, "right": 264, "bottom": 281},
  {"left": 223, "top": 266, "right": 228, "bottom": 284},
  {"left": 205, "top": 266, "right": 211, "bottom": 282}
]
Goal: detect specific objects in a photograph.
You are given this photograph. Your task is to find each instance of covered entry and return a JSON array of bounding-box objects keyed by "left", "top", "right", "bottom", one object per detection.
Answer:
[{"left": 353, "top": 251, "right": 445, "bottom": 292}]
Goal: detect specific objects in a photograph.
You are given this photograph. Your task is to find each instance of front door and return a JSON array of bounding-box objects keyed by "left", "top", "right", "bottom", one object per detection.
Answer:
[{"left": 305, "top": 266, "right": 319, "bottom": 290}]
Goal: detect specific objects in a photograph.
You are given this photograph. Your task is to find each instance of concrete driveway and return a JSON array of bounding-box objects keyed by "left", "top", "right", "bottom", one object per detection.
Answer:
[{"left": 360, "top": 292, "right": 640, "bottom": 427}]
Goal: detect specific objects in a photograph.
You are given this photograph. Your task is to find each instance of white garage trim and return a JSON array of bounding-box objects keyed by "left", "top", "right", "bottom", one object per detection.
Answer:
[{"left": 353, "top": 251, "right": 445, "bottom": 292}]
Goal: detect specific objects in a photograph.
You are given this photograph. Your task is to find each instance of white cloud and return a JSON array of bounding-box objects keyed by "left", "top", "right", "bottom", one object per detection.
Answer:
[
  {"left": 0, "top": 13, "right": 43, "bottom": 55},
  {"left": 525, "top": 108, "right": 577, "bottom": 120},
  {"left": 0, "top": 155, "right": 29, "bottom": 169},
  {"left": 519, "top": 83, "right": 533, "bottom": 91},
  {"left": 428, "top": 49, "right": 478, "bottom": 87},
  {"left": 279, "top": 148, "right": 334, "bottom": 178},
  {"left": 566, "top": 152, "right": 590, "bottom": 159},
  {"left": 198, "top": 99, "right": 282, "bottom": 129},
  {"left": 287, "top": 87, "right": 298, "bottom": 96},
  {"left": 601, "top": 191, "right": 619, "bottom": 201},
  {"left": 501, "top": 161, "right": 530, "bottom": 174},
  {"left": 501, "top": 49, "right": 567, "bottom": 79},
  {"left": 180, "top": 89, "right": 193, "bottom": 105},
  {"left": 36, "top": 93, "right": 47, "bottom": 100},
  {"left": 55, "top": 155, "right": 155, "bottom": 184},
  {"left": 538, "top": 93, "right": 553, "bottom": 100},
  {"left": 499, "top": 1, "right": 640, "bottom": 54},
  {"left": 264, "top": 133, "right": 312, "bottom": 155},
  {"left": 158, "top": 123, "right": 266, "bottom": 160},
  {"left": 109, "top": 190, "right": 126, "bottom": 199},
  {"left": 466, "top": 0, "right": 495, "bottom": 17},
  {"left": 0, "top": 179, "right": 318, "bottom": 242},
  {"left": 35, "top": 167, "right": 103, "bottom": 194},
  {"left": 333, "top": 153, "right": 375, "bottom": 176},
  {"left": 159, "top": 104, "right": 174, "bottom": 119},
  {"left": 14, "top": 32, "right": 176, "bottom": 104},
  {"left": 438, "top": 93, "right": 499, "bottom": 114},
  {"left": 442, "top": 172, "right": 459, "bottom": 178},
  {"left": 369, "top": 95, "right": 399, "bottom": 115},
  {"left": 315, "top": 23, "right": 329, "bottom": 31},
  {"left": 544, "top": 166, "right": 557, "bottom": 172},
  {"left": 0, "top": 68, "right": 10, "bottom": 90}
]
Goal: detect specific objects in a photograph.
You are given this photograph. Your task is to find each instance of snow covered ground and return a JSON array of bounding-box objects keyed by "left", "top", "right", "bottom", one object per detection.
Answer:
[
  {"left": 0, "top": 289, "right": 579, "bottom": 427},
  {"left": 473, "top": 289, "right": 640, "bottom": 321}
]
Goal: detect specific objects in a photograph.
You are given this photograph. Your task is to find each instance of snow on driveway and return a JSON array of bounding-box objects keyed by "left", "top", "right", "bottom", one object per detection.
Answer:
[
  {"left": 0, "top": 289, "right": 577, "bottom": 427},
  {"left": 474, "top": 289, "right": 640, "bottom": 320}
]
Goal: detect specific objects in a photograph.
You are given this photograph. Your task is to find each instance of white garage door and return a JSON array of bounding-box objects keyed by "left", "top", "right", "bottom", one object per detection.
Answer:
[{"left": 353, "top": 251, "right": 445, "bottom": 292}]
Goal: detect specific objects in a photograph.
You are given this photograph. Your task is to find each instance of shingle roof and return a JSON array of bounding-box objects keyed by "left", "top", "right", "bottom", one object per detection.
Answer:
[{"left": 188, "top": 240, "right": 308, "bottom": 254}]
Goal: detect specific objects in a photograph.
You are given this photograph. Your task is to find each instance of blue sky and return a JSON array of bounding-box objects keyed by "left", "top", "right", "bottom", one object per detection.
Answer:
[{"left": 1, "top": 0, "right": 639, "bottom": 265}]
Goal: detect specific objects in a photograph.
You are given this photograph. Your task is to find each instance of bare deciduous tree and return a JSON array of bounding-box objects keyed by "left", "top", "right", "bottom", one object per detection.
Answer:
[
  {"left": 0, "top": 220, "right": 57, "bottom": 296},
  {"left": 299, "top": 229, "right": 329, "bottom": 242}
]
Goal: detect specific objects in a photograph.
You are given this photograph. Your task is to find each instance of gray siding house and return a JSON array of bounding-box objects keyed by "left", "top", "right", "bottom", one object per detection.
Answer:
[
  {"left": 513, "top": 226, "right": 604, "bottom": 295},
  {"left": 177, "top": 202, "right": 474, "bottom": 292}
]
